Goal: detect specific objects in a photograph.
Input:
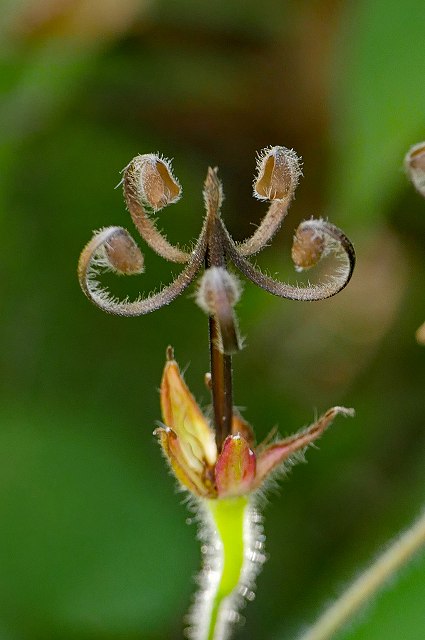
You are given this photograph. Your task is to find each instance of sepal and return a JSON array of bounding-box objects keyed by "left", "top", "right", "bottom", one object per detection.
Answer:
[
  {"left": 254, "top": 406, "right": 354, "bottom": 489},
  {"left": 154, "top": 426, "right": 216, "bottom": 498}
]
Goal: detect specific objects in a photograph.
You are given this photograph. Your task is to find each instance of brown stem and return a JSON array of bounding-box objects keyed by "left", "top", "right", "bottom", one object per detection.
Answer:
[
  {"left": 208, "top": 313, "right": 233, "bottom": 451},
  {"left": 203, "top": 168, "right": 234, "bottom": 451}
]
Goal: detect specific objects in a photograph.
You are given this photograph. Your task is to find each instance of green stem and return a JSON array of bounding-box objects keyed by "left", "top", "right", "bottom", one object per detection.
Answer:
[
  {"left": 188, "top": 496, "right": 265, "bottom": 640},
  {"left": 207, "top": 497, "right": 248, "bottom": 640}
]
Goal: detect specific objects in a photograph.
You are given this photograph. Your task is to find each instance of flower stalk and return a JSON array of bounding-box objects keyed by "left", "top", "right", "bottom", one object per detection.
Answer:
[{"left": 78, "top": 146, "right": 356, "bottom": 640}]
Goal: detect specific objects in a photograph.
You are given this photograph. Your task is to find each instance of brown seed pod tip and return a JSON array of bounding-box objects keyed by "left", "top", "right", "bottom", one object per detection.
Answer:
[
  {"left": 291, "top": 222, "right": 325, "bottom": 271},
  {"left": 126, "top": 153, "right": 181, "bottom": 210},
  {"left": 104, "top": 231, "right": 144, "bottom": 275},
  {"left": 253, "top": 145, "right": 302, "bottom": 201}
]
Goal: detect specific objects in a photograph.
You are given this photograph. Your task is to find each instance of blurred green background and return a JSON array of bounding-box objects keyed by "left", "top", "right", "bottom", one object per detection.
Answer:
[{"left": 1, "top": 1, "right": 425, "bottom": 638}]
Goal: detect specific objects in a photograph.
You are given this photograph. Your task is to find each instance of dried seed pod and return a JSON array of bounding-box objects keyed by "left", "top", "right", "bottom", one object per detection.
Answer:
[
  {"left": 79, "top": 146, "right": 356, "bottom": 317},
  {"left": 104, "top": 229, "right": 144, "bottom": 275},
  {"left": 125, "top": 154, "right": 181, "bottom": 211},
  {"left": 253, "top": 146, "right": 302, "bottom": 201},
  {"left": 405, "top": 142, "right": 425, "bottom": 197},
  {"left": 291, "top": 221, "right": 326, "bottom": 271}
]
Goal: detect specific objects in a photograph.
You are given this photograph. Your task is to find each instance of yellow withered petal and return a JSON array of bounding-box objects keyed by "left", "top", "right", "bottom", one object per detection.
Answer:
[
  {"left": 155, "top": 427, "right": 215, "bottom": 498},
  {"left": 160, "top": 358, "right": 217, "bottom": 469}
]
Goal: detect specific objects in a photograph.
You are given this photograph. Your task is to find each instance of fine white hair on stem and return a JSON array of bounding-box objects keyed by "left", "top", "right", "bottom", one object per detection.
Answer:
[{"left": 185, "top": 496, "right": 266, "bottom": 640}]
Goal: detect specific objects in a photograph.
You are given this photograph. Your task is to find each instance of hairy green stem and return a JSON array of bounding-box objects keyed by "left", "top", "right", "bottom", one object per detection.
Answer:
[
  {"left": 188, "top": 496, "right": 265, "bottom": 640},
  {"left": 206, "top": 497, "right": 248, "bottom": 640},
  {"left": 298, "top": 508, "right": 425, "bottom": 640}
]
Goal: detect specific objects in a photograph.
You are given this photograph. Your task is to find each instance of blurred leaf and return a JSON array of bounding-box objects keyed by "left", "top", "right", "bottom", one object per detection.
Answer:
[
  {"left": 0, "top": 406, "right": 196, "bottom": 638},
  {"left": 329, "top": 0, "right": 425, "bottom": 224},
  {"left": 0, "top": 0, "right": 142, "bottom": 43},
  {"left": 152, "top": 0, "right": 288, "bottom": 36}
]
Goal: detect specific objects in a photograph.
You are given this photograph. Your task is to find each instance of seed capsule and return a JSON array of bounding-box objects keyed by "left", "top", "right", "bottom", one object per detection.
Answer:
[
  {"left": 253, "top": 146, "right": 302, "bottom": 201},
  {"left": 125, "top": 154, "right": 181, "bottom": 210},
  {"left": 291, "top": 222, "right": 325, "bottom": 271},
  {"left": 104, "top": 230, "right": 144, "bottom": 275}
]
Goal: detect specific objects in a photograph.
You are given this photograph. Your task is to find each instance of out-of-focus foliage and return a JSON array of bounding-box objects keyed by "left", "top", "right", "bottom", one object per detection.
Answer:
[
  {"left": 329, "top": 0, "right": 425, "bottom": 225},
  {"left": 0, "top": 1, "right": 424, "bottom": 639}
]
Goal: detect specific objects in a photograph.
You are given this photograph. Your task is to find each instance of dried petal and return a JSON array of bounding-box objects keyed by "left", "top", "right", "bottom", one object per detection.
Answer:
[
  {"left": 254, "top": 407, "right": 354, "bottom": 489},
  {"left": 161, "top": 357, "right": 217, "bottom": 470},
  {"left": 215, "top": 434, "right": 256, "bottom": 498},
  {"left": 405, "top": 142, "right": 425, "bottom": 197},
  {"left": 155, "top": 427, "right": 216, "bottom": 497},
  {"left": 253, "top": 146, "right": 302, "bottom": 201}
]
